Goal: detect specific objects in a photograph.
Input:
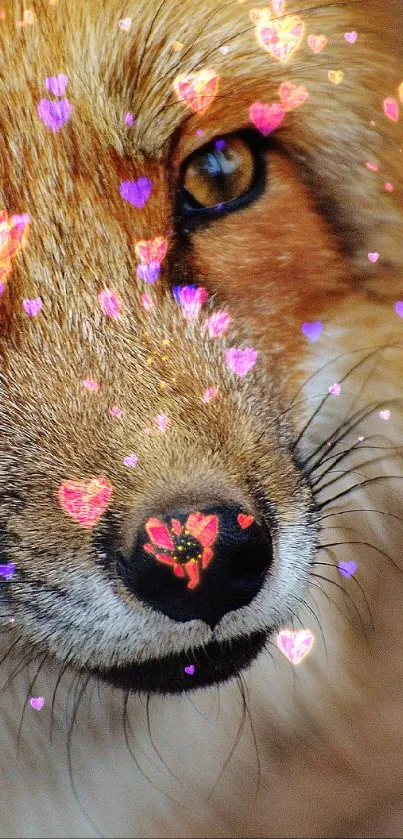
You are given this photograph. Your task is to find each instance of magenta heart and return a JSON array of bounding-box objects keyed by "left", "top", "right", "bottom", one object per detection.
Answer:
[
  {"left": 98, "top": 289, "right": 119, "bottom": 319},
  {"left": 120, "top": 178, "right": 152, "bottom": 209},
  {"left": 249, "top": 102, "right": 285, "bottom": 136},
  {"left": 184, "top": 665, "right": 195, "bottom": 675},
  {"left": 23, "top": 297, "right": 42, "bottom": 316},
  {"left": 395, "top": 301, "right": 403, "bottom": 317},
  {"left": 338, "top": 560, "right": 357, "bottom": 578},
  {"left": 37, "top": 98, "right": 72, "bottom": 132},
  {"left": 0, "top": 562, "right": 16, "bottom": 580},
  {"left": 301, "top": 321, "right": 323, "bottom": 341},
  {"left": 45, "top": 74, "right": 68, "bottom": 96},
  {"left": 136, "top": 262, "right": 160, "bottom": 284},
  {"left": 225, "top": 347, "right": 258, "bottom": 377},
  {"left": 30, "top": 696, "right": 45, "bottom": 711}
]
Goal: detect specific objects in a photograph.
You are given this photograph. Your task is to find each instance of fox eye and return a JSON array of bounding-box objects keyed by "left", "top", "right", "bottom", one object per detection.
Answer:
[{"left": 178, "top": 131, "right": 267, "bottom": 227}]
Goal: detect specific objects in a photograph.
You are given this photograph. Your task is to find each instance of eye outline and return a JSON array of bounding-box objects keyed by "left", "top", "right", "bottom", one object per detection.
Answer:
[{"left": 176, "top": 128, "right": 268, "bottom": 232}]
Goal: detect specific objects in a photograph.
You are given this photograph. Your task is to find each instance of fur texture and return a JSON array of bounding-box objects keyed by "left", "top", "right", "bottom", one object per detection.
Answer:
[{"left": 0, "top": 0, "right": 403, "bottom": 835}]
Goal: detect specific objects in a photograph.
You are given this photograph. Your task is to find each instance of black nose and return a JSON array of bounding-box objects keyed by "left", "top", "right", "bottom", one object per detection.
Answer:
[{"left": 116, "top": 503, "right": 273, "bottom": 629}]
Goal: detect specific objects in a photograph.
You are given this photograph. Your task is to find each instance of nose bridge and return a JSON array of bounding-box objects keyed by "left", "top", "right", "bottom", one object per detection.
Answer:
[{"left": 120, "top": 471, "right": 257, "bottom": 557}]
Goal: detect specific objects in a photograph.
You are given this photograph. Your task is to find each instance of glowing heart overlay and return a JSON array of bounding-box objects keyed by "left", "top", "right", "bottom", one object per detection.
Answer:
[
  {"left": 173, "top": 69, "right": 219, "bottom": 113},
  {"left": 58, "top": 477, "right": 113, "bottom": 528},
  {"left": 277, "top": 629, "right": 314, "bottom": 664},
  {"left": 255, "top": 14, "right": 304, "bottom": 62}
]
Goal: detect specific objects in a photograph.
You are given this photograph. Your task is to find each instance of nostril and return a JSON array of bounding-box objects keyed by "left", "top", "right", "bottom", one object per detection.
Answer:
[
  {"left": 229, "top": 537, "right": 270, "bottom": 583},
  {"left": 115, "top": 502, "right": 273, "bottom": 629}
]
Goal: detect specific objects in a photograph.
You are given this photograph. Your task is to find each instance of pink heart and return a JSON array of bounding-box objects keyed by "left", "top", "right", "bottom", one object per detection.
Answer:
[
  {"left": 82, "top": 379, "right": 99, "bottom": 392},
  {"left": 30, "top": 696, "right": 45, "bottom": 711},
  {"left": 249, "top": 102, "right": 285, "bottom": 136},
  {"left": 45, "top": 74, "right": 68, "bottom": 96},
  {"left": 277, "top": 630, "right": 314, "bottom": 664},
  {"left": 383, "top": 97, "right": 399, "bottom": 122},
  {"left": 307, "top": 34, "right": 328, "bottom": 53},
  {"left": 379, "top": 409, "right": 391, "bottom": 420},
  {"left": 155, "top": 414, "right": 168, "bottom": 432},
  {"left": 344, "top": 31, "right": 358, "bottom": 43},
  {"left": 206, "top": 310, "right": 231, "bottom": 337},
  {"left": 301, "top": 321, "right": 323, "bottom": 341},
  {"left": 142, "top": 292, "right": 154, "bottom": 311},
  {"left": 328, "top": 382, "right": 341, "bottom": 395},
  {"left": 225, "top": 347, "right": 258, "bottom": 377},
  {"left": 118, "top": 18, "right": 131, "bottom": 30},
  {"left": 368, "top": 252, "right": 379, "bottom": 263},
  {"left": 124, "top": 453, "right": 138, "bottom": 468},
  {"left": 23, "top": 297, "right": 42, "bottom": 316},
  {"left": 98, "top": 288, "right": 120, "bottom": 319},
  {"left": 58, "top": 477, "right": 113, "bottom": 528},
  {"left": 37, "top": 98, "right": 72, "bottom": 132},
  {"left": 202, "top": 387, "right": 218, "bottom": 403},
  {"left": 395, "top": 301, "right": 403, "bottom": 317}
]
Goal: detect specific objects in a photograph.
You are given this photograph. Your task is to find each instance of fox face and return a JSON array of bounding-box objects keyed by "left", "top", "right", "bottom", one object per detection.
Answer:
[{"left": 0, "top": 0, "right": 402, "bottom": 701}]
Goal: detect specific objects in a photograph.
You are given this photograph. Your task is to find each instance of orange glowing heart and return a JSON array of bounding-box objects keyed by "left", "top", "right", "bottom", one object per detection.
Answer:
[
  {"left": 173, "top": 69, "right": 219, "bottom": 113},
  {"left": 279, "top": 81, "right": 309, "bottom": 110},
  {"left": 135, "top": 237, "right": 168, "bottom": 264},
  {"left": 307, "top": 34, "right": 328, "bottom": 53},
  {"left": 254, "top": 11, "right": 304, "bottom": 62}
]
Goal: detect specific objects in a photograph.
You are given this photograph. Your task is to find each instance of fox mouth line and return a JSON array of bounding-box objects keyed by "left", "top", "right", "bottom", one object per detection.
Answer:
[{"left": 82, "top": 629, "right": 269, "bottom": 695}]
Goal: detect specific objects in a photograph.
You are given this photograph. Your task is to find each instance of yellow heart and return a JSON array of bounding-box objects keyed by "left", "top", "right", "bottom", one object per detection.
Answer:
[{"left": 328, "top": 70, "right": 344, "bottom": 85}]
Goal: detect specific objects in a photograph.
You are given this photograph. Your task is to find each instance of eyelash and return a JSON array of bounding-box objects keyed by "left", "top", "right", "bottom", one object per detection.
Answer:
[{"left": 176, "top": 130, "right": 269, "bottom": 233}]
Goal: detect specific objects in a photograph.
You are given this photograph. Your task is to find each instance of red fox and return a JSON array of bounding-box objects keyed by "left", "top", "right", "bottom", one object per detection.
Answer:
[{"left": 0, "top": 0, "right": 402, "bottom": 835}]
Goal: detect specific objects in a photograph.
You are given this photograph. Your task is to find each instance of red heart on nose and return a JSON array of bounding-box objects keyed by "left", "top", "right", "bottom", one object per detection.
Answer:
[
  {"left": 237, "top": 513, "right": 255, "bottom": 529},
  {"left": 58, "top": 477, "right": 113, "bottom": 528}
]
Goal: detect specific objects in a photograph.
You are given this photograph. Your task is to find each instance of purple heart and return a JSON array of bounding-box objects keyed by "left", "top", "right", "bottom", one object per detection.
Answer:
[
  {"left": 23, "top": 297, "right": 42, "bottom": 316},
  {"left": 45, "top": 74, "right": 68, "bottom": 96},
  {"left": 301, "top": 320, "right": 323, "bottom": 341},
  {"left": 37, "top": 98, "right": 72, "bottom": 132},
  {"left": 30, "top": 696, "right": 45, "bottom": 711},
  {"left": 395, "top": 301, "right": 403, "bottom": 318},
  {"left": 0, "top": 562, "right": 16, "bottom": 580},
  {"left": 225, "top": 347, "right": 258, "bottom": 377},
  {"left": 338, "top": 560, "right": 357, "bottom": 578},
  {"left": 184, "top": 664, "right": 195, "bottom": 675},
  {"left": 136, "top": 262, "right": 160, "bottom": 284},
  {"left": 120, "top": 178, "right": 152, "bottom": 209},
  {"left": 0, "top": 283, "right": 5, "bottom": 298}
]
